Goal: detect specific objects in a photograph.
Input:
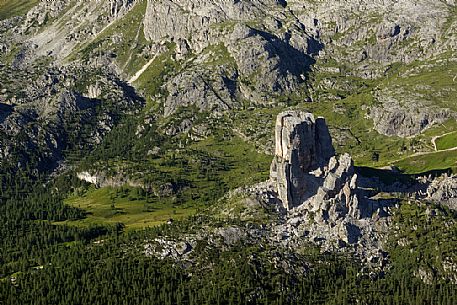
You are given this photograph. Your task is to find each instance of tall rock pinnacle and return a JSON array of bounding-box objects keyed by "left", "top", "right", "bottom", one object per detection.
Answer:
[{"left": 270, "top": 110, "right": 335, "bottom": 210}]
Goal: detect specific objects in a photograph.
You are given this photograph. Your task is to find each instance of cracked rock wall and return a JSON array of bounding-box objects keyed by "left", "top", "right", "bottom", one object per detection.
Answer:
[{"left": 270, "top": 110, "right": 335, "bottom": 210}]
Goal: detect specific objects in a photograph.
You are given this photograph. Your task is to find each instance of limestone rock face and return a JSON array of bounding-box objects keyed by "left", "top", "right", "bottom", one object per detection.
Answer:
[
  {"left": 269, "top": 111, "right": 365, "bottom": 219},
  {"left": 163, "top": 66, "right": 239, "bottom": 117},
  {"left": 270, "top": 110, "right": 335, "bottom": 210},
  {"left": 143, "top": 0, "right": 281, "bottom": 52},
  {"left": 427, "top": 175, "right": 457, "bottom": 210},
  {"left": 142, "top": 0, "right": 313, "bottom": 111},
  {"left": 273, "top": 111, "right": 334, "bottom": 168},
  {"left": 0, "top": 63, "right": 143, "bottom": 171},
  {"left": 263, "top": 112, "right": 392, "bottom": 260},
  {"left": 369, "top": 98, "right": 452, "bottom": 137}
]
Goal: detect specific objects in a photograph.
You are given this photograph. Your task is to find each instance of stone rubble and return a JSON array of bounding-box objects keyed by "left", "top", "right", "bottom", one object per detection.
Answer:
[
  {"left": 262, "top": 111, "right": 393, "bottom": 266},
  {"left": 426, "top": 174, "right": 457, "bottom": 210}
]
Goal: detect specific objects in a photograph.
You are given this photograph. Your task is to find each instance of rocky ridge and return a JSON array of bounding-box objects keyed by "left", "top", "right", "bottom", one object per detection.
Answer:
[
  {"left": 262, "top": 111, "right": 391, "bottom": 263},
  {"left": 1, "top": 0, "right": 455, "bottom": 152},
  {"left": 0, "top": 62, "right": 143, "bottom": 171}
]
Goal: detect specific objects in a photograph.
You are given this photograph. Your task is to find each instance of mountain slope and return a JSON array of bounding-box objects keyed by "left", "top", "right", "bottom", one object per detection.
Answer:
[{"left": 1, "top": 1, "right": 457, "bottom": 303}]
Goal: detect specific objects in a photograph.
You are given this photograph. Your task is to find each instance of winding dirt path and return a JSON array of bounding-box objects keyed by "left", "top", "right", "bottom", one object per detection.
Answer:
[
  {"left": 391, "top": 142, "right": 457, "bottom": 165},
  {"left": 128, "top": 55, "right": 157, "bottom": 84},
  {"left": 431, "top": 131, "right": 457, "bottom": 152}
]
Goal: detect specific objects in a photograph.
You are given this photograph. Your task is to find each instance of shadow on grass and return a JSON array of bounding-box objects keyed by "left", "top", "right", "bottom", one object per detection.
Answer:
[
  {"left": 356, "top": 166, "right": 452, "bottom": 185},
  {"left": 351, "top": 166, "right": 453, "bottom": 218}
]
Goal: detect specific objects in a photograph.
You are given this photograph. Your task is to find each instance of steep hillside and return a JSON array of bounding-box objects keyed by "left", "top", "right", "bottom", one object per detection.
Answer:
[
  {"left": 1, "top": 0, "right": 456, "bottom": 175},
  {"left": 1, "top": 0, "right": 457, "bottom": 303},
  {"left": 0, "top": 0, "right": 38, "bottom": 20}
]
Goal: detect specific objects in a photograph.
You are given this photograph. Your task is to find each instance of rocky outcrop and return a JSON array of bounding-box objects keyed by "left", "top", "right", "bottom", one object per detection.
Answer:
[
  {"left": 270, "top": 111, "right": 335, "bottom": 210},
  {"left": 262, "top": 111, "right": 392, "bottom": 264},
  {"left": 226, "top": 25, "right": 311, "bottom": 103},
  {"left": 0, "top": 63, "right": 143, "bottom": 171},
  {"left": 163, "top": 66, "right": 239, "bottom": 117},
  {"left": 369, "top": 99, "right": 452, "bottom": 137},
  {"left": 426, "top": 174, "right": 457, "bottom": 210},
  {"left": 76, "top": 170, "right": 178, "bottom": 198},
  {"left": 270, "top": 110, "right": 362, "bottom": 216},
  {"left": 144, "top": 238, "right": 194, "bottom": 260},
  {"left": 22, "top": 0, "right": 71, "bottom": 30},
  {"left": 76, "top": 171, "right": 144, "bottom": 189}
]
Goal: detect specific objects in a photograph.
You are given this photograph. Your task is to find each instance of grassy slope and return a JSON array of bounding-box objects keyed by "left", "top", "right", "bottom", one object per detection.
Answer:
[
  {"left": 63, "top": 135, "right": 271, "bottom": 229},
  {"left": 305, "top": 55, "right": 457, "bottom": 175},
  {"left": 76, "top": 0, "right": 150, "bottom": 77},
  {"left": 379, "top": 55, "right": 457, "bottom": 111},
  {"left": 395, "top": 150, "right": 457, "bottom": 174},
  {"left": 0, "top": 0, "right": 38, "bottom": 20},
  {"left": 134, "top": 45, "right": 178, "bottom": 106},
  {"left": 58, "top": 186, "right": 196, "bottom": 230},
  {"left": 436, "top": 132, "right": 457, "bottom": 150}
]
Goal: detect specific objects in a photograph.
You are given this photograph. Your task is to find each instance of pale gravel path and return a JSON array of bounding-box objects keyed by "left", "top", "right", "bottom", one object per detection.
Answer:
[
  {"left": 391, "top": 144, "right": 457, "bottom": 165},
  {"left": 128, "top": 55, "right": 157, "bottom": 84},
  {"left": 386, "top": 130, "right": 457, "bottom": 165},
  {"left": 431, "top": 131, "right": 457, "bottom": 152}
]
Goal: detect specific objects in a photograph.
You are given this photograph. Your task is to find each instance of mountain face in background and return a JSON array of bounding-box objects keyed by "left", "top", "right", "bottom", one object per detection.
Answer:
[
  {"left": 1, "top": 1, "right": 457, "bottom": 304},
  {"left": 1, "top": 0, "right": 457, "bottom": 172}
]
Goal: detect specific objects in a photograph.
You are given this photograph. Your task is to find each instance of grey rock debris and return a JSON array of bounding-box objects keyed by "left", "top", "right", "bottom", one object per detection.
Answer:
[
  {"left": 255, "top": 111, "right": 393, "bottom": 265},
  {"left": 426, "top": 174, "right": 457, "bottom": 210}
]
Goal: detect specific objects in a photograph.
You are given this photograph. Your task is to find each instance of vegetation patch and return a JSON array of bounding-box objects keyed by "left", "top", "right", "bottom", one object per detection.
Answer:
[
  {"left": 435, "top": 131, "right": 457, "bottom": 151},
  {"left": 134, "top": 45, "right": 178, "bottom": 104},
  {"left": 60, "top": 186, "right": 196, "bottom": 229},
  {"left": 0, "top": 0, "right": 38, "bottom": 20},
  {"left": 388, "top": 201, "right": 457, "bottom": 285},
  {"left": 72, "top": 111, "right": 272, "bottom": 229},
  {"left": 394, "top": 150, "right": 457, "bottom": 174}
]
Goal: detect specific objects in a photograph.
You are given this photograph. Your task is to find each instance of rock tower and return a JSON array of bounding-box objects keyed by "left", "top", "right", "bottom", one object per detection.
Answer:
[{"left": 270, "top": 110, "right": 360, "bottom": 215}]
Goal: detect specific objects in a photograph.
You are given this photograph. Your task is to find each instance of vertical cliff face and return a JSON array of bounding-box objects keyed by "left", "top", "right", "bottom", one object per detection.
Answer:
[
  {"left": 270, "top": 110, "right": 365, "bottom": 219},
  {"left": 268, "top": 111, "right": 392, "bottom": 254},
  {"left": 270, "top": 110, "right": 335, "bottom": 210}
]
